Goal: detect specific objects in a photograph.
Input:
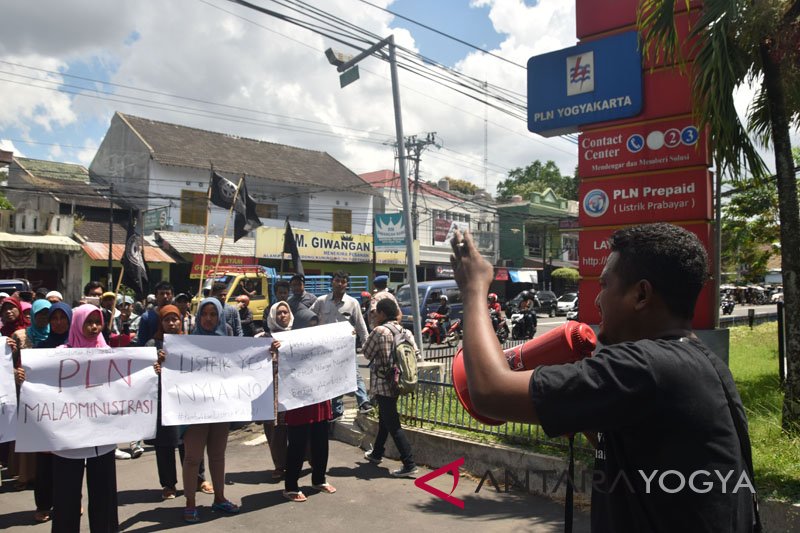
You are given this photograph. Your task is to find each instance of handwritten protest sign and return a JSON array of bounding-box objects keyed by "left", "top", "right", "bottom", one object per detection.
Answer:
[
  {"left": 0, "top": 339, "right": 16, "bottom": 443},
  {"left": 161, "top": 335, "right": 274, "bottom": 425},
  {"left": 16, "top": 347, "right": 158, "bottom": 452},
  {"left": 274, "top": 321, "right": 356, "bottom": 411}
]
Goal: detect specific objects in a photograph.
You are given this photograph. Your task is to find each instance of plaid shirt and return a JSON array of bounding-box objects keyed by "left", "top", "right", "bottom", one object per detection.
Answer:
[{"left": 362, "top": 321, "right": 418, "bottom": 397}]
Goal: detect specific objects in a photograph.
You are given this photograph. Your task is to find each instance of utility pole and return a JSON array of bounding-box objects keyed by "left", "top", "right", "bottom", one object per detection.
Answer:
[
  {"left": 107, "top": 183, "right": 114, "bottom": 290},
  {"left": 326, "top": 35, "right": 426, "bottom": 358},
  {"left": 405, "top": 132, "right": 438, "bottom": 239}
]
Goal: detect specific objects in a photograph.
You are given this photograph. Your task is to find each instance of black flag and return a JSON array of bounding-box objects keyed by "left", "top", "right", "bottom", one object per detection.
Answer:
[
  {"left": 233, "top": 177, "right": 263, "bottom": 242},
  {"left": 283, "top": 218, "right": 304, "bottom": 275},
  {"left": 210, "top": 171, "right": 243, "bottom": 212},
  {"left": 121, "top": 212, "right": 149, "bottom": 297}
]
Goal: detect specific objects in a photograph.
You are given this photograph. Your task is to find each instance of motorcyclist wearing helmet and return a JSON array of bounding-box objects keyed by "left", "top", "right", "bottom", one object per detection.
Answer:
[
  {"left": 488, "top": 293, "right": 503, "bottom": 331},
  {"left": 518, "top": 291, "right": 537, "bottom": 338},
  {"left": 435, "top": 294, "right": 451, "bottom": 341}
]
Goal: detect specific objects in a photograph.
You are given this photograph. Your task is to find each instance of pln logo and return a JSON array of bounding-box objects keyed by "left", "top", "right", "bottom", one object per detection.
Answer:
[
  {"left": 567, "top": 51, "right": 594, "bottom": 96},
  {"left": 583, "top": 189, "right": 609, "bottom": 218}
]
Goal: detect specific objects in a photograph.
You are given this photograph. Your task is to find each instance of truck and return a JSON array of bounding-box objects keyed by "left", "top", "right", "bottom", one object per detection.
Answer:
[{"left": 191, "top": 265, "right": 369, "bottom": 323}]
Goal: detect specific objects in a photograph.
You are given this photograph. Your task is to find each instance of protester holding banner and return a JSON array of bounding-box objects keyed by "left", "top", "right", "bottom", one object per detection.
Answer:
[
  {"left": 147, "top": 305, "right": 212, "bottom": 501},
  {"left": 49, "top": 304, "right": 119, "bottom": 533},
  {"left": 3, "top": 296, "right": 35, "bottom": 490},
  {"left": 29, "top": 302, "right": 72, "bottom": 523},
  {"left": 263, "top": 301, "right": 290, "bottom": 481},
  {"left": 273, "top": 302, "right": 336, "bottom": 502},
  {"left": 181, "top": 298, "right": 240, "bottom": 522}
]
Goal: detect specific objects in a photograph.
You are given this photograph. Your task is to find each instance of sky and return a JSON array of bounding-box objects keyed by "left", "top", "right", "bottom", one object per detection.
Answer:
[{"left": 0, "top": 0, "right": 790, "bottom": 196}]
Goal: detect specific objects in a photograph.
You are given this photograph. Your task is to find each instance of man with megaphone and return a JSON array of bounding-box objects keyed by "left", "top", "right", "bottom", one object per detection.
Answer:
[{"left": 450, "top": 223, "right": 759, "bottom": 533}]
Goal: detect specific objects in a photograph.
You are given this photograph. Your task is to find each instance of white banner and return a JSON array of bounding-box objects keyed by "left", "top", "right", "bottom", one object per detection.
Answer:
[
  {"left": 274, "top": 322, "right": 356, "bottom": 411},
  {"left": 0, "top": 339, "right": 16, "bottom": 443},
  {"left": 161, "top": 335, "right": 274, "bottom": 425},
  {"left": 15, "top": 347, "right": 158, "bottom": 452}
]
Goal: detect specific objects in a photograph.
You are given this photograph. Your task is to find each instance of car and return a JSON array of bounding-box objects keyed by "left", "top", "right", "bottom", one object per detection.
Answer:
[
  {"left": 505, "top": 290, "right": 558, "bottom": 317},
  {"left": 0, "top": 278, "right": 33, "bottom": 300},
  {"left": 556, "top": 292, "right": 578, "bottom": 316},
  {"left": 396, "top": 279, "right": 462, "bottom": 333},
  {"left": 771, "top": 292, "right": 784, "bottom": 303}
]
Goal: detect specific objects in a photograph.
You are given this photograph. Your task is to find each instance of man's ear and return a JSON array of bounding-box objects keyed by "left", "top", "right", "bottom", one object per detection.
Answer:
[{"left": 633, "top": 279, "right": 654, "bottom": 311}]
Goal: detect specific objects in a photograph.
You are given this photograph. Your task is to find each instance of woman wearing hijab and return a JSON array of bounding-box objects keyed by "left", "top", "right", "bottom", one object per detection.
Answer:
[
  {"left": 180, "top": 298, "right": 239, "bottom": 523},
  {"left": 49, "top": 304, "right": 119, "bottom": 533},
  {"left": 3, "top": 296, "right": 36, "bottom": 489},
  {"left": 147, "top": 305, "right": 211, "bottom": 501},
  {"left": 269, "top": 301, "right": 336, "bottom": 503},
  {"left": 29, "top": 303, "right": 72, "bottom": 523},
  {"left": 26, "top": 299, "right": 51, "bottom": 346}
]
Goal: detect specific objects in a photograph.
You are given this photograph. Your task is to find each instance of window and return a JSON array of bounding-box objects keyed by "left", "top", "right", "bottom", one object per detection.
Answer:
[
  {"left": 332, "top": 208, "right": 352, "bottom": 232},
  {"left": 181, "top": 190, "right": 207, "bottom": 226},
  {"left": 255, "top": 203, "right": 278, "bottom": 219}
]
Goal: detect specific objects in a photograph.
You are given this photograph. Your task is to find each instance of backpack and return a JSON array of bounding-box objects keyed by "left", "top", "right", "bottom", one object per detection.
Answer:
[{"left": 384, "top": 323, "right": 418, "bottom": 396}]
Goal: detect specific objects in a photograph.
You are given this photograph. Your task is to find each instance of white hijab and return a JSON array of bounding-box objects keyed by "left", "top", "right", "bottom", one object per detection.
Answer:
[{"left": 267, "top": 301, "right": 294, "bottom": 333}]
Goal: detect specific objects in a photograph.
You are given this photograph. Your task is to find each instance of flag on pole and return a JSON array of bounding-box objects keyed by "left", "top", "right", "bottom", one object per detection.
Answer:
[
  {"left": 121, "top": 212, "right": 149, "bottom": 296},
  {"left": 283, "top": 218, "right": 304, "bottom": 275},
  {"left": 233, "top": 178, "right": 263, "bottom": 242},
  {"left": 210, "top": 171, "right": 243, "bottom": 212}
]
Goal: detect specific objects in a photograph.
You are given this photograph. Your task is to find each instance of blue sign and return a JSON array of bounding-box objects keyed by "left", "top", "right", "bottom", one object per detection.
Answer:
[
  {"left": 627, "top": 134, "right": 644, "bottom": 153},
  {"left": 527, "top": 31, "right": 643, "bottom": 137},
  {"left": 681, "top": 126, "right": 698, "bottom": 146},
  {"left": 374, "top": 213, "right": 405, "bottom": 250}
]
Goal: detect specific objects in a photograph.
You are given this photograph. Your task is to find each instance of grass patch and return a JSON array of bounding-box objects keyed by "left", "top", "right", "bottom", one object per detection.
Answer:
[{"left": 729, "top": 322, "right": 800, "bottom": 502}]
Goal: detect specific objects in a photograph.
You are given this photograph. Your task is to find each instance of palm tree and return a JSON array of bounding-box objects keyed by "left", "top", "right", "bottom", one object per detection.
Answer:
[{"left": 638, "top": 0, "right": 800, "bottom": 431}]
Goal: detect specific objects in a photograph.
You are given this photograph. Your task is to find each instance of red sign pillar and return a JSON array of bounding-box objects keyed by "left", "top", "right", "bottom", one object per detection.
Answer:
[{"left": 574, "top": 0, "right": 714, "bottom": 328}]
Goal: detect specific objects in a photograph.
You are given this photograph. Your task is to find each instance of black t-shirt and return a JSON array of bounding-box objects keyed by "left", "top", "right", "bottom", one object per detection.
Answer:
[{"left": 531, "top": 337, "right": 755, "bottom": 533}]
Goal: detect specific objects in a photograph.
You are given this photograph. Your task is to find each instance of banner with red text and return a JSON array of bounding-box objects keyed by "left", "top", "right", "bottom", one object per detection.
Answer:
[
  {"left": 0, "top": 340, "right": 16, "bottom": 443},
  {"left": 15, "top": 347, "right": 158, "bottom": 452}
]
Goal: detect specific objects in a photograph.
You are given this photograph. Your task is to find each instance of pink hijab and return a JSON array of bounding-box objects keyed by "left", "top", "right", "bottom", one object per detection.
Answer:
[{"left": 66, "top": 304, "right": 109, "bottom": 348}]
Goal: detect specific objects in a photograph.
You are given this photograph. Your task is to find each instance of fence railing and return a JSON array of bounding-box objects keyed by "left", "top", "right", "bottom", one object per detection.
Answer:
[{"left": 399, "top": 340, "right": 594, "bottom": 455}]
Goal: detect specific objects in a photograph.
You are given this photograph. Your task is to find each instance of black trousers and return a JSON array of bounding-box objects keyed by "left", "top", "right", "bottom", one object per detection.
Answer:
[
  {"left": 34, "top": 452, "right": 54, "bottom": 512},
  {"left": 285, "top": 421, "right": 328, "bottom": 492},
  {"left": 155, "top": 444, "right": 206, "bottom": 489},
  {"left": 52, "top": 451, "right": 118, "bottom": 533},
  {"left": 372, "top": 395, "right": 415, "bottom": 468}
]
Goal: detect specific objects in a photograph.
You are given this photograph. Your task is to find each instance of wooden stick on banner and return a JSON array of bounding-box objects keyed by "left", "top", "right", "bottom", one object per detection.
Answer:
[
  {"left": 198, "top": 167, "right": 215, "bottom": 298},
  {"left": 108, "top": 264, "right": 125, "bottom": 335},
  {"left": 213, "top": 174, "right": 245, "bottom": 275}
]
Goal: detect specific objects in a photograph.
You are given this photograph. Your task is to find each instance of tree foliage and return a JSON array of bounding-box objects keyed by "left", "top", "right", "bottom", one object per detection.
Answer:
[
  {"left": 496, "top": 160, "right": 578, "bottom": 201},
  {"left": 550, "top": 267, "right": 580, "bottom": 283},
  {"left": 639, "top": 0, "right": 800, "bottom": 432},
  {"left": 444, "top": 176, "right": 479, "bottom": 195}
]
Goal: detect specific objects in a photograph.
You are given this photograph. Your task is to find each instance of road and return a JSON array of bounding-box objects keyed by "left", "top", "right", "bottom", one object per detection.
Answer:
[{"left": 0, "top": 426, "right": 589, "bottom": 532}]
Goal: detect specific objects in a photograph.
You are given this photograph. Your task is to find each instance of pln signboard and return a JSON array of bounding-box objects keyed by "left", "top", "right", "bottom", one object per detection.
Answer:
[
  {"left": 527, "top": 31, "right": 642, "bottom": 137},
  {"left": 578, "top": 168, "right": 712, "bottom": 227},
  {"left": 579, "top": 116, "right": 709, "bottom": 179}
]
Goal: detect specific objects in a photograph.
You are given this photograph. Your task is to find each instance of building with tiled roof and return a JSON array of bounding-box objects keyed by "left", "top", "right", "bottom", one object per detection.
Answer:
[{"left": 89, "top": 112, "right": 375, "bottom": 237}]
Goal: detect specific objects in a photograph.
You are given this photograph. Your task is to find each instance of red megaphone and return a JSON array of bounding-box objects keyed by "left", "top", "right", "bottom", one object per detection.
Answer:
[{"left": 452, "top": 322, "right": 597, "bottom": 425}]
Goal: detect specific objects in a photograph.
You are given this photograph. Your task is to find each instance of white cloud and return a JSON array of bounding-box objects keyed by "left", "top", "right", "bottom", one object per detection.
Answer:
[{"left": 0, "top": 139, "right": 24, "bottom": 157}]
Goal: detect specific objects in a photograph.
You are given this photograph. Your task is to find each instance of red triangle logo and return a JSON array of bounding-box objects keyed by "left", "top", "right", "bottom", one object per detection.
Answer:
[{"left": 414, "top": 457, "right": 465, "bottom": 509}]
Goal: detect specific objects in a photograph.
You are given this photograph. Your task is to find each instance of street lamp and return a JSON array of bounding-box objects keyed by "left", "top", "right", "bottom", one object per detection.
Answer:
[{"left": 326, "top": 36, "right": 425, "bottom": 357}]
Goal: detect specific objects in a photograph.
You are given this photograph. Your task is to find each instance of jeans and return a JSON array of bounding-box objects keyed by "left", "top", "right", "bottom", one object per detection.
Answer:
[
  {"left": 371, "top": 395, "right": 415, "bottom": 468},
  {"left": 331, "top": 359, "right": 370, "bottom": 416}
]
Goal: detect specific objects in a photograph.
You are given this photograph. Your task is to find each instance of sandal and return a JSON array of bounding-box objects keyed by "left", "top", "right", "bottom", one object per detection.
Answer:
[
  {"left": 282, "top": 490, "right": 307, "bottom": 502},
  {"left": 33, "top": 511, "right": 51, "bottom": 523},
  {"left": 211, "top": 500, "right": 240, "bottom": 514},
  {"left": 198, "top": 481, "right": 214, "bottom": 494},
  {"left": 183, "top": 506, "right": 200, "bottom": 523},
  {"left": 312, "top": 482, "right": 337, "bottom": 494}
]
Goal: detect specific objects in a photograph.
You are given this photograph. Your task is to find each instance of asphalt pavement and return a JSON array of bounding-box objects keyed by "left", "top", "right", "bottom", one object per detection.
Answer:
[{"left": 0, "top": 424, "right": 589, "bottom": 532}]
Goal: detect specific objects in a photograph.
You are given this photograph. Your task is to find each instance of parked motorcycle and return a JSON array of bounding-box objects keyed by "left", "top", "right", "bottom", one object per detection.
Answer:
[
  {"left": 421, "top": 312, "right": 449, "bottom": 348},
  {"left": 445, "top": 318, "right": 462, "bottom": 348},
  {"left": 721, "top": 297, "right": 736, "bottom": 315}
]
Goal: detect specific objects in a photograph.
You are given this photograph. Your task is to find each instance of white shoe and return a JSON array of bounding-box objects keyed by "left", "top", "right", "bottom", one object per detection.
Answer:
[{"left": 115, "top": 448, "right": 131, "bottom": 460}]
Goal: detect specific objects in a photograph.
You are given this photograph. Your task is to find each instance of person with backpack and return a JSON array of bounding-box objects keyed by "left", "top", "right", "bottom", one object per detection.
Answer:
[{"left": 361, "top": 298, "right": 419, "bottom": 478}]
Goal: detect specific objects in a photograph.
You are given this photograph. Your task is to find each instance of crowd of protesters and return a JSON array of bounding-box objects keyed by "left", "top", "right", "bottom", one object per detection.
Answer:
[{"left": 0, "top": 271, "right": 419, "bottom": 530}]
